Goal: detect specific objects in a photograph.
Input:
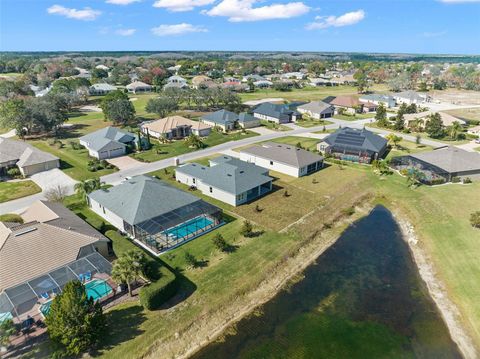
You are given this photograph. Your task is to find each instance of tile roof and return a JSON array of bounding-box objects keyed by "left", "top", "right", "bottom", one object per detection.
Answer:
[
  {"left": 409, "top": 147, "right": 480, "bottom": 173},
  {"left": 297, "top": 101, "right": 334, "bottom": 114},
  {"left": 330, "top": 96, "right": 361, "bottom": 108},
  {"left": 241, "top": 142, "right": 323, "bottom": 168},
  {"left": 141, "top": 116, "right": 211, "bottom": 134}
]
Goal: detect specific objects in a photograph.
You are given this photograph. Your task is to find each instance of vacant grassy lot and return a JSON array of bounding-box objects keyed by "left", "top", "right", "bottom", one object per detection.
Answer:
[
  {"left": 0, "top": 180, "right": 41, "bottom": 203},
  {"left": 240, "top": 84, "right": 388, "bottom": 102},
  {"left": 31, "top": 141, "right": 117, "bottom": 181},
  {"left": 131, "top": 130, "right": 258, "bottom": 162},
  {"left": 444, "top": 107, "right": 480, "bottom": 123}
]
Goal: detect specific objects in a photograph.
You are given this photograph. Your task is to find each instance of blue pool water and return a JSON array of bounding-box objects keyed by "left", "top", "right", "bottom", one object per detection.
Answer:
[
  {"left": 165, "top": 216, "right": 214, "bottom": 239},
  {"left": 39, "top": 279, "right": 113, "bottom": 317}
]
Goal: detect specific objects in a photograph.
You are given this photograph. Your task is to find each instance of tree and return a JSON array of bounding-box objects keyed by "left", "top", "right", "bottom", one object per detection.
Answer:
[
  {"left": 145, "top": 97, "right": 179, "bottom": 117},
  {"left": 375, "top": 104, "right": 387, "bottom": 125},
  {"left": 448, "top": 121, "right": 463, "bottom": 140},
  {"left": 111, "top": 250, "right": 147, "bottom": 296},
  {"left": 45, "top": 281, "right": 106, "bottom": 356},
  {"left": 185, "top": 133, "right": 204, "bottom": 149},
  {"left": 212, "top": 233, "right": 228, "bottom": 252},
  {"left": 184, "top": 252, "right": 197, "bottom": 268},
  {"left": 406, "top": 168, "right": 426, "bottom": 187},
  {"left": 75, "top": 178, "right": 103, "bottom": 202},
  {"left": 100, "top": 90, "right": 135, "bottom": 125},
  {"left": 307, "top": 61, "right": 326, "bottom": 76},
  {"left": 386, "top": 133, "right": 403, "bottom": 148},
  {"left": 393, "top": 113, "right": 405, "bottom": 131},
  {"left": 415, "top": 134, "right": 422, "bottom": 145},
  {"left": 0, "top": 319, "right": 17, "bottom": 348},
  {"left": 425, "top": 112, "right": 445, "bottom": 139},
  {"left": 470, "top": 211, "right": 480, "bottom": 229},
  {"left": 44, "top": 185, "right": 68, "bottom": 202},
  {"left": 240, "top": 220, "right": 253, "bottom": 237},
  {"left": 353, "top": 70, "right": 369, "bottom": 93}
]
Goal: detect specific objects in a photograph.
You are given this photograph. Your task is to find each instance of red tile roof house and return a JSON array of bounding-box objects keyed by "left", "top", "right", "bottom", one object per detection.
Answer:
[{"left": 330, "top": 96, "right": 364, "bottom": 115}]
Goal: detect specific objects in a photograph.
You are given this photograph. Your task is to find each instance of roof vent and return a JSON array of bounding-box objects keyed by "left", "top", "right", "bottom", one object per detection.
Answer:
[
  {"left": 227, "top": 174, "right": 232, "bottom": 177},
  {"left": 14, "top": 227, "right": 37, "bottom": 237},
  {"left": 239, "top": 171, "right": 244, "bottom": 174}
]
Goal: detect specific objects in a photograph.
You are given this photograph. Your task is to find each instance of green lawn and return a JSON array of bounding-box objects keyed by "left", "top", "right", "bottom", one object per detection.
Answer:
[
  {"left": 333, "top": 113, "right": 374, "bottom": 121},
  {"left": 268, "top": 136, "right": 321, "bottom": 152},
  {"left": 385, "top": 140, "right": 433, "bottom": 160},
  {"left": 295, "top": 119, "right": 333, "bottom": 128},
  {"left": 31, "top": 142, "right": 117, "bottom": 181},
  {"left": 444, "top": 107, "right": 480, "bottom": 123},
  {"left": 240, "top": 84, "right": 388, "bottom": 102},
  {"left": 131, "top": 130, "right": 258, "bottom": 162},
  {"left": 0, "top": 180, "right": 41, "bottom": 203},
  {"left": 259, "top": 120, "right": 292, "bottom": 131}
]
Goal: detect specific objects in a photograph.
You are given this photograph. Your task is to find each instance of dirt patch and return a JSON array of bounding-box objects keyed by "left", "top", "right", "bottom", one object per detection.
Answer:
[
  {"left": 394, "top": 212, "right": 478, "bottom": 359},
  {"left": 432, "top": 90, "right": 480, "bottom": 106}
]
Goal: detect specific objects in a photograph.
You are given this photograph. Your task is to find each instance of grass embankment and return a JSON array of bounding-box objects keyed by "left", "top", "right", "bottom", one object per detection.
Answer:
[{"left": 0, "top": 180, "right": 41, "bottom": 203}]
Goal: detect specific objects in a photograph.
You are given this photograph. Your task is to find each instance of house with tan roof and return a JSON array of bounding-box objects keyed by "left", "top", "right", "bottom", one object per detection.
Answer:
[
  {"left": 126, "top": 81, "right": 152, "bottom": 94},
  {"left": 192, "top": 75, "right": 213, "bottom": 89},
  {"left": 0, "top": 137, "right": 59, "bottom": 176},
  {"left": 140, "top": 116, "right": 212, "bottom": 140},
  {"left": 329, "top": 96, "right": 363, "bottom": 115}
]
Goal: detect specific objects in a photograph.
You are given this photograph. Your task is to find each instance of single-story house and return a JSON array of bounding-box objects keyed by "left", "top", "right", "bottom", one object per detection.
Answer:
[
  {"left": 95, "top": 64, "right": 109, "bottom": 71},
  {"left": 240, "top": 142, "right": 324, "bottom": 178},
  {"left": 222, "top": 82, "right": 248, "bottom": 92},
  {"left": 359, "top": 94, "right": 396, "bottom": 108},
  {"left": 192, "top": 75, "right": 212, "bottom": 89},
  {"left": 238, "top": 113, "right": 260, "bottom": 128},
  {"left": 0, "top": 138, "right": 60, "bottom": 176},
  {"left": 88, "top": 175, "right": 222, "bottom": 254},
  {"left": 89, "top": 83, "right": 117, "bottom": 96},
  {"left": 163, "top": 82, "right": 188, "bottom": 90},
  {"left": 242, "top": 74, "right": 265, "bottom": 82},
  {"left": 317, "top": 127, "right": 388, "bottom": 164},
  {"left": 467, "top": 125, "right": 480, "bottom": 137},
  {"left": 309, "top": 78, "right": 339, "bottom": 87},
  {"left": 0, "top": 200, "right": 111, "bottom": 319},
  {"left": 297, "top": 101, "right": 335, "bottom": 119},
  {"left": 253, "top": 80, "right": 273, "bottom": 88},
  {"left": 29, "top": 85, "right": 51, "bottom": 97},
  {"left": 403, "top": 111, "right": 466, "bottom": 130},
  {"left": 391, "top": 146, "right": 480, "bottom": 183},
  {"left": 281, "top": 72, "right": 306, "bottom": 80},
  {"left": 253, "top": 102, "right": 302, "bottom": 124},
  {"left": 79, "top": 126, "right": 137, "bottom": 160},
  {"left": 126, "top": 81, "right": 152, "bottom": 94},
  {"left": 167, "top": 75, "right": 187, "bottom": 85},
  {"left": 392, "top": 90, "right": 432, "bottom": 105},
  {"left": 141, "top": 116, "right": 212, "bottom": 140},
  {"left": 175, "top": 156, "right": 273, "bottom": 206},
  {"left": 201, "top": 109, "right": 238, "bottom": 131},
  {"left": 330, "top": 96, "right": 363, "bottom": 115}
]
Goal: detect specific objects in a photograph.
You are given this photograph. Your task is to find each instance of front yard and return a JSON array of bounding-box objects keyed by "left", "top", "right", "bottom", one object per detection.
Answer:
[
  {"left": 0, "top": 180, "right": 41, "bottom": 203},
  {"left": 294, "top": 118, "right": 333, "bottom": 128}
]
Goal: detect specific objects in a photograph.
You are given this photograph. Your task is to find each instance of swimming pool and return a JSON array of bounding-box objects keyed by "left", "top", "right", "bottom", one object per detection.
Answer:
[
  {"left": 39, "top": 279, "right": 113, "bottom": 317},
  {"left": 165, "top": 216, "right": 214, "bottom": 239}
]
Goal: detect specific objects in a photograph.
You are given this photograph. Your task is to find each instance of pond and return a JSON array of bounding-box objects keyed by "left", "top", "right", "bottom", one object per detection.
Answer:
[{"left": 193, "top": 206, "right": 461, "bottom": 359}]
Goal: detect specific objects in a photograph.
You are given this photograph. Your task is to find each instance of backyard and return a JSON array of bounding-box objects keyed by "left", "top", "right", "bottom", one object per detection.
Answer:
[{"left": 0, "top": 180, "right": 41, "bottom": 203}]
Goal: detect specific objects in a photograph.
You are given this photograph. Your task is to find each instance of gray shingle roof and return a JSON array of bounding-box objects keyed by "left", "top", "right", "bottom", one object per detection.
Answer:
[
  {"left": 297, "top": 101, "right": 334, "bottom": 115},
  {"left": 90, "top": 83, "right": 117, "bottom": 91},
  {"left": 323, "top": 127, "right": 388, "bottom": 154},
  {"left": 88, "top": 175, "right": 208, "bottom": 225},
  {"left": 79, "top": 126, "right": 135, "bottom": 152},
  {"left": 409, "top": 147, "right": 480, "bottom": 173},
  {"left": 176, "top": 156, "right": 272, "bottom": 195},
  {"left": 0, "top": 138, "right": 58, "bottom": 167},
  {"left": 253, "top": 102, "right": 300, "bottom": 120},
  {"left": 241, "top": 142, "right": 324, "bottom": 168},
  {"left": 238, "top": 112, "right": 257, "bottom": 123},
  {"left": 202, "top": 109, "right": 238, "bottom": 125}
]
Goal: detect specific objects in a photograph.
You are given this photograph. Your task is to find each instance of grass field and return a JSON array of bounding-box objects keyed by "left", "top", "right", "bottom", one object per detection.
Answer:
[
  {"left": 444, "top": 107, "right": 480, "bottom": 123},
  {"left": 0, "top": 180, "right": 41, "bottom": 203},
  {"left": 240, "top": 84, "right": 388, "bottom": 102},
  {"left": 259, "top": 120, "right": 292, "bottom": 131},
  {"left": 295, "top": 118, "right": 333, "bottom": 128}
]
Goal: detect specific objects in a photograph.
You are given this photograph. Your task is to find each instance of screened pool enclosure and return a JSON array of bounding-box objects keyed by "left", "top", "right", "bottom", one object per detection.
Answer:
[{"left": 0, "top": 252, "right": 112, "bottom": 323}]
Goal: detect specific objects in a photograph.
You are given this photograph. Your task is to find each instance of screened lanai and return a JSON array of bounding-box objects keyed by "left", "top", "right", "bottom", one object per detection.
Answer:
[
  {"left": 133, "top": 200, "right": 223, "bottom": 254},
  {"left": 0, "top": 252, "right": 112, "bottom": 323}
]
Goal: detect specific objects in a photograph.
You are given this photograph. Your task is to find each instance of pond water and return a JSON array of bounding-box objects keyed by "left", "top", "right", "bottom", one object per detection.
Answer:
[{"left": 193, "top": 206, "right": 461, "bottom": 359}]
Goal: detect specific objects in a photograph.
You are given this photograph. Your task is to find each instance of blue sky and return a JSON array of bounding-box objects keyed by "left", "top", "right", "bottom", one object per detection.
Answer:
[{"left": 1, "top": 0, "right": 479, "bottom": 54}]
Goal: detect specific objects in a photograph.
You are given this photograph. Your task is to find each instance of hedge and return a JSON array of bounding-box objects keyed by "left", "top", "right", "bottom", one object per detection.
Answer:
[
  {"left": 0, "top": 213, "right": 24, "bottom": 223},
  {"left": 139, "top": 267, "right": 178, "bottom": 310}
]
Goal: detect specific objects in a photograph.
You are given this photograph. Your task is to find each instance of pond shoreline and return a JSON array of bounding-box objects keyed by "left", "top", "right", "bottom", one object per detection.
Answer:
[
  {"left": 150, "top": 205, "right": 374, "bottom": 359},
  {"left": 394, "top": 211, "right": 478, "bottom": 359}
]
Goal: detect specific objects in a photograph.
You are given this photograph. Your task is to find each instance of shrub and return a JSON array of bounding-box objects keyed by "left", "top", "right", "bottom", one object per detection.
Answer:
[
  {"left": 0, "top": 213, "right": 23, "bottom": 223},
  {"left": 470, "top": 211, "right": 480, "bottom": 229},
  {"left": 342, "top": 206, "right": 355, "bottom": 216},
  {"left": 240, "top": 220, "right": 253, "bottom": 237},
  {"left": 68, "top": 141, "right": 82, "bottom": 150},
  {"left": 184, "top": 252, "right": 197, "bottom": 268},
  {"left": 6, "top": 167, "right": 21, "bottom": 178},
  {"left": 463, "top": 177, "right": 472, "bottom": 184},
  {"left": 139, "top": 272, "right": 178, "bottom": 311},
  {"left": 452, "top": 176, "right": 461, "bottom": 183},
  {"left": 212, "top": 233, "right": 229, "bottom": 252}
]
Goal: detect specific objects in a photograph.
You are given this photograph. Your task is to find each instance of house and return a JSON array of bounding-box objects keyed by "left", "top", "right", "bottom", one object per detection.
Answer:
[
  {"left": 242, "top": 74, "right": 265, "bottom": 82},
  {"left": 297, "top": 101, "right": 335, "bottom": 119},
  {"left": 0, "top": 200, "right": 112, "bottom": 320},
  {"left": 253, "top": 80, "right": 273, "bottom": 88},
  {"left": 281, "top": 72, "right": 306, "bottom": 80},
  {"left": 309, "top": 78, "right": 338, "bottom": 87},
  {"left": 95, "top": 64, "right": 109, "bottom": 71},
  {"left": 0, "top": 138, "right": 59, "bottom": 176},
  {"left": 403, "top": 111, "right": 466, "bottom": 130},
  {"left": 330, "top": 96, "right": 362, "bottom": 115},
  {"left": 359, "top": 94, "right": 396, "bottom": 108},
  {"left": 88, "top": 175, "right": 222, "bottom": 254},
  {"left": 238, "top": 113, "right": 260, "bottom": 128},
  {"left": 192, "top": 75, "right": 212, "bottom": 89},
  {"left": 201, "top": 109, "right": 238, "bottom": 131},
  {"left": 391, "top": 147, "right": 480, "bottom": 183},
  {"left": 79, "top": 126, "right": 137, "bottom": 159},
  {"left": 223, "top": 76, "right": 240, "bottom": 83},
  {"left": 240, "top": 142, "right": 324, "bottom": 178},
  {"left": 29, "top": 85, "right": 51, "bottom": 97},
  {"left": 222, "top": 81, "right": 248, "bottom": 92},
  {"left": 317, "top": 127, "right": 388, "bottom": 164},
  {"left": 467, "top": 125, "right": 480, "bottom": 137},
  {"left": 253, "top": 102, "right": 302, "bottom": 124},
  {"left": 175, "top": 156, "right": 273, "bottom": 206},
  {"left": 393, "top": 90, "right": 432, "bottom": 105},
  {"left": 141, "top": 116, "right": 212, "bottom": 140},
  {"left": 167, "top": 65, "right": 181, "bottom": 73},
  {"left": 126, "top": 81, "right": 152, "bottom": 94},
  {"left": 167, "top": 75, "right": 187, "bottom": 85},
  {"left": 163, "top": 81, "right": 188, "bottom": 90},
  {"left": 89, "top": 83, "right": 117, "bottom": 96}
]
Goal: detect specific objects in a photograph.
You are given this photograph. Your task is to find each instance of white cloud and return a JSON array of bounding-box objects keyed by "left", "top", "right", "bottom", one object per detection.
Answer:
[
  {"left": 47, "top": 5, "right": 101, "bottom": 21},
  {"left": 438, "top": 0, "right": 480, "bottom": 3},
  {"left": 204, "top": 0, "right": 310, "bottom": 22},
  {"left": 306, "top": 10, "right": 365, "bottom": 30},
  {"left": 153, "top": 0, "right": 215, "bottom": 12},
  {"left": 115, "top": 28, "right": 137, "bottom": 36},
  {"left": 106, "top": 0, "right": 141, "bottom": 5},
  {"left": 422, "top": 30, "right": 447, "bottom": 38},
  {"left": 151, "top": 23, "right": 208, "bottom": 36}
]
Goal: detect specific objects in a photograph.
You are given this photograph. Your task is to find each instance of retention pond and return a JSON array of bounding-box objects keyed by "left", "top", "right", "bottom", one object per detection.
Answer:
[{"left": 193, "top": 206, "right": 461, "bottom": 359}]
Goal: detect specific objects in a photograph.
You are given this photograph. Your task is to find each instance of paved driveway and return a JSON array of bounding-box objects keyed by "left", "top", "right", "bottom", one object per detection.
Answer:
[
  {"left": 31, "top": 168, "right": 77, "bottom": 195},
  {"left": 107, "top": 156, "right": 143, "bottom": 170},
  {"left": 456, "top": 140, "right": 480, "bottom": 152}
]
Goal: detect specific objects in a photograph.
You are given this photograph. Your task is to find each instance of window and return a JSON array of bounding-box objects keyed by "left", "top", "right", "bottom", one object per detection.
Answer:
[
  {"left": 102, "top": 206, "right": 105, "bottom": 214},
  {"left": 270, "top": 161, "right": 274, "bottom": 165},
  {"left": 193, "top": 178, "right": 196, "bottom": 184},
  {"left": 209, "top": 187, "right": 213, "bottom": 193}
]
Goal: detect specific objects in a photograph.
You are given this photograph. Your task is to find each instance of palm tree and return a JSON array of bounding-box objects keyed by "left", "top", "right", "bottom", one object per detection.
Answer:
[
  {"left": 111, "top": 250, "right": 147, "bottom": 297},
  {"left": 74, "top": 178, "right": 104, "bottom": 202},
  {"left": 449, "top": 121, "right": 462, "bottom": 140}
]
